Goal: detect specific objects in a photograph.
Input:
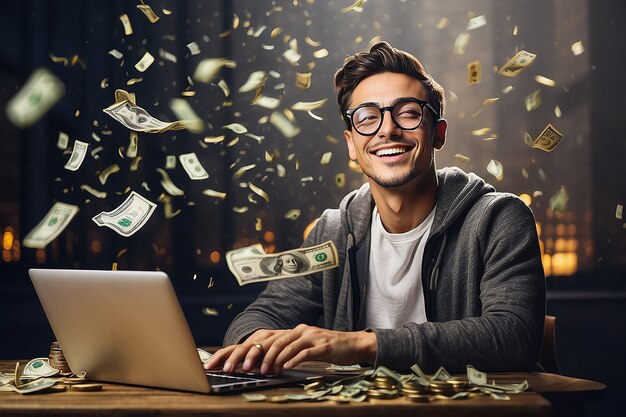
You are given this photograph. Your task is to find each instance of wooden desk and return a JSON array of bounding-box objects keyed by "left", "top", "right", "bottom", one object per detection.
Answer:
[{"left": 0, "top": 360, "right": 604, "bottom": 417}]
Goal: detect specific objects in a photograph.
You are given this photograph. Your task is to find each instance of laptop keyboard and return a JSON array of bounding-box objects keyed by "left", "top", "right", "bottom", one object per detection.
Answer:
[{"left": 205, "top": 372, "right": 269, "bottom": 388}]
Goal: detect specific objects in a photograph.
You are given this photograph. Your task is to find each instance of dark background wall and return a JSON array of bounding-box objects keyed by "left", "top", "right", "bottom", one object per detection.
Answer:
[{"left": 0, "top": 1, "right": 624, "bottom": 415}]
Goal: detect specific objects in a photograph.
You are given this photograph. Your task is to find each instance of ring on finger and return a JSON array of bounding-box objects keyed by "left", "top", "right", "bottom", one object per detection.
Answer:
[{"left": 252, "top": 341, "right": 264, "bottom": 355}]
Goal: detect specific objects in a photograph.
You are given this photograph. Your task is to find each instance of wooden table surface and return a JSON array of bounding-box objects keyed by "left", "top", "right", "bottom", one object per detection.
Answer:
[{"left": 0, "top": 359, "right": 604, "bottom": 417}]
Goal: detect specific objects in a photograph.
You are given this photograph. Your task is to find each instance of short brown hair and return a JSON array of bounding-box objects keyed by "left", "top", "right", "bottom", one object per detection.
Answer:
[{"left": 334, "top": 41, "right": 445, "bottom": 130}]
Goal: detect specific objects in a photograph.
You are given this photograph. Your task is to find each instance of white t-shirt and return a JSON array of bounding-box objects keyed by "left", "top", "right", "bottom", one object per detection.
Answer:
[{"left": 364, "top": 205, "right": 436, "bottom": 329}]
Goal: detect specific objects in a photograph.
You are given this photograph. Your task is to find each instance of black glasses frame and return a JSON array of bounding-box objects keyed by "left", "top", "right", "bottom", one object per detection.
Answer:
[{"left": 345, "top": 98, "right": 440, "bottom": 136}]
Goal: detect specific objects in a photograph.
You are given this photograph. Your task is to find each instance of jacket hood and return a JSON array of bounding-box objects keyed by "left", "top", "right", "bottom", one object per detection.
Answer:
[
  {"left": 431, "top": 166, "right": 495, "bottom": 235},
  {"left": 339, "top": 167, "right": 495, "bottom": 242}
]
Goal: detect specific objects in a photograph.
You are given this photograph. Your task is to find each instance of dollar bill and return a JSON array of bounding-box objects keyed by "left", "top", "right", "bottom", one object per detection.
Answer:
[
  {"left": 169, "top": 98, "right": 204, "bottom": 133},
  {"left": 5, "top": 68, "right": 65, "bottom": 128},
  {"left": 453, "top": 32, "right": 471, "bottom": 55},
  {"left": 119, "top": 13, "right": 133, "bottom": 35},
  {"left": 549, "top": 187, "right": 569, "bottom": 213},
  {"left": 165, "top": 155, "right": 176, "bottom": 169},
  {"left": 270, "top": 111, "right": 301, "bottom": 138},
  {"left": 23, "top": 358, "right": 59, "bottom": 379},
  {"left": 92, "top": 191, "right": 156, "bottom": 237},
  {"left": 197, "top": 348, "right": 213, "bottom": 364},
  {"left": 193, "top": 58, "right": 236, "bottom": 84},
  {"left": 103, "top": 100, "right": 185, "bottom": 133},
  {"left": 295, "top": 72, "right": 312, "bottom": 89},
  {"left": 179, "top": 152, "right": 209, "bottom": 180},
  {"left": 525, "top": 89, "right": 542, "bottom": 111},
  {"left": 291, "top": 99, "right": 327, "bottom": 111},
  {"left": 114, "top": 88, "right": 136, "bottom": 105},
  {"left": 467, "top": 61, "right": 481, "bottom": 85},
  {"left": 1, "top": 377, "right": 59, "bottom": 394},
  {"left": 498, "top": 50, "right": 537, "bottom": 77},
  {"left": 0, "top": 372, "right": 14, "bottom": 386},
  {"left": 487, "top": 159, "right": 504, "bottom": 181},
  {"left": 226, "top": 241, "right": 339, "bottom": 286},
  {"left": 466, "top": 365, "right": 487, "bottom": 385},
  {"left": 23, "top": 202, "right": 79, "bottom": 249},
  {"left": 98, "top": 164, "right": 120, "bottom": 185},
  {"left": 531, "top": 123, "right": 563, "bottom": 152},
  {"left": 126, "top": 132, "right": 138, "bottom": 158},
  {"left": 156, "top": 168, "right": 184, "bottom": 196},
  {"left": 135, "top": 51, "right": 155, "bottom": 72},
  {"left": 467, "top": 15, "right": 486, "bottom": 30},
  {"left": 64, "top": 140, "right": 89, "bottom": 171},
  {"left": 57, "top": 131, "right": 69, "bottom": 149},
  {"left": 238, "top": 71, "right": 267, "bottom": 93},
  {"left": 136, "top": 4, "right": 159, "bottom": 23},
  {"left": 186, "top": 41, "right": 201, "bottom": 55}
]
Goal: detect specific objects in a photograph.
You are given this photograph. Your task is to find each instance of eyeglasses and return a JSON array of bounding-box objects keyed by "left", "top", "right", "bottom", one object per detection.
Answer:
[{"left": 345, "top": 98, "right": 440, "bottom": 136}]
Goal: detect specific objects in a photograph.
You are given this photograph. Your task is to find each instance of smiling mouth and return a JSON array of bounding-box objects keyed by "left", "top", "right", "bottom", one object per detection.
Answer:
[{"left": 374, "top": 147, "right": 410, "bottom": 157}]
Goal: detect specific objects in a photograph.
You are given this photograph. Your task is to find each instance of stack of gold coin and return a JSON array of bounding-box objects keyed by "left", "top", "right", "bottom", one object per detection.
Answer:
[
  {"left": 367, "top": 375, "right": 399, "bottom": 399},
  {"left": 447, "top": 379, "right": 470, "bottom": 393},
  {"left": 400, "top": 379, "right": 431, "bottom": 402},
  {"left": 48, "top": 341, "right": 71, "bottom": 373},
  {"left": 373, "top": 375, "right": 396, "bottom": 390},
  {"left": 429, "top": 380, "right": 456, "bottom": 396}
]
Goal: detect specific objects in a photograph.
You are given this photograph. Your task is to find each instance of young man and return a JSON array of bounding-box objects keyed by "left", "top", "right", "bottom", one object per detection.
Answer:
[{"left": 207, "top": 41, "right": 546, "bottom": 375}]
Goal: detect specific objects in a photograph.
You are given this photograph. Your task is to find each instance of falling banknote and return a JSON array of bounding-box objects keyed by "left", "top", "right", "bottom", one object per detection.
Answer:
[
  {"left": 498, "top": 50, "right": 536, "bottom": 77},
  {"left": 92, "top": 191, "right": 156, "bottom": 237},
  {"left": 5, "top": 68, "right": 65, "bottom": 128},
  {"left": 23, "top": 202, "right": 79, "bottom": 249},
  {"left": 103, "top": 100, "right": 186, "bottom": 133},
  {"left": 226, "top": 241, "right": 339, "bottom": 286},
  {"left": 531, "top": 123, "right": 564, "bottom": 152}
]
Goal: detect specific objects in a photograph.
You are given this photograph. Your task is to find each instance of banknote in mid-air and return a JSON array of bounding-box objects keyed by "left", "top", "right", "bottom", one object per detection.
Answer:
[
  {"left": 64, "top": 140, "right": 89, "bottom": 171},
  {"left": 103, "top": 100, "right": 186, "bottom": 133},
  {"left": 92, "top": 191, "right": 156, "bottom": 237},
  {"left": 23, "top": 202, "right": 79, "bottom": 249},
  {"left": 531, "top": 123, "right": 564, "bottom": 152},
  {"left": 226, "top": 241, "right": 339, "bottom": 285},
  {"left": 5, "top": 68, "right": 65, "bottom": 128},
  {"left": 498, "top": 50, "right": 536, "bottom": 77}
]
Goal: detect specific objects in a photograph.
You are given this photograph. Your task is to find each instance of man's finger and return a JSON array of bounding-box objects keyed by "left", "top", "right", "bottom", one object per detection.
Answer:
[
  {"left": 204, "top": 346, "right": 236, "bottom": 370},
  {"left": 241, "top": 341, "right": 265, "bottom": 372},
  {"left": 272, "top": 338, "right": 312, "bottom": 370},
  {"left": 260, "top": 331, "right": 302, "bottom": 374},
  {"left": 282, "top": 346, "right": 321, "bottom": 370}
]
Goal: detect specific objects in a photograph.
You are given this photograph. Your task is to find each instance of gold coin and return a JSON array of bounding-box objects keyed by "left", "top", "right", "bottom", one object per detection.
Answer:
[
  {"left": 401, "top": 388, "right": 428, "bottom": 395},
  {"left": 303, "top": 380, "right": 326, "bottom": 391},
  {"left": 62, "top": 378, "right": 87, "bottom": 385},
  {"left": 45, "top": 385, "right": 67, "bottom": 392},
  {"left": 71, "top": 383, "right": 103, "bottom": 392},
  {"left": 405, "top": 393, "right": 431, "bottom": 402}
]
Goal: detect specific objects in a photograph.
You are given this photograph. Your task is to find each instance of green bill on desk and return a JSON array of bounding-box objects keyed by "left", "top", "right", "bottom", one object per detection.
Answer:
[{"left": 226, "top": 241, "right": 339, "bottom": 285}]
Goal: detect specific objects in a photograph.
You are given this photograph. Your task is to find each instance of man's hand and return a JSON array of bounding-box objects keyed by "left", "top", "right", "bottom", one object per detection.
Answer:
[{"left": 204, "top": 324, "right": 377, "bottom": 375}]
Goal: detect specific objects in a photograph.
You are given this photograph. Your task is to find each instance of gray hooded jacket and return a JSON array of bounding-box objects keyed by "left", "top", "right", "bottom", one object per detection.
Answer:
[{"left": 224, "top": 167, "right": 546, "bottom": 373}]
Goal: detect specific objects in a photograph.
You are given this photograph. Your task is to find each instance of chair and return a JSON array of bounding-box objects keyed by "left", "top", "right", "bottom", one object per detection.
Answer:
[{"left": 539, "top": 315, "right": 560, "bottom": 374}]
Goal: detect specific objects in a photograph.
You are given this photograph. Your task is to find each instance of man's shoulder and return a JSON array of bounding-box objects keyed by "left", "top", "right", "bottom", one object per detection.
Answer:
[{"left": 312, "top": 184, "right": 372, "bottom": 241}]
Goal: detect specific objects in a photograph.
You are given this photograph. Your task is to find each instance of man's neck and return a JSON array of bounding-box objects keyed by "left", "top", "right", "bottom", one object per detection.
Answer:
[{"left": 370, "top": 171, "right": 438, "bottom": 234}]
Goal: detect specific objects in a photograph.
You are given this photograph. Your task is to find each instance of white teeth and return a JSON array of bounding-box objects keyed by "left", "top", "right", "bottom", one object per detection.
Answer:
[{"left": 375, "top": 147, "right": 407, "bottom": 156}]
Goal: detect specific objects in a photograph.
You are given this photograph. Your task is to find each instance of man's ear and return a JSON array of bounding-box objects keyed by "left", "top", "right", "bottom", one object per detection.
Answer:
[
  {"left": 433, "top": 119, "right": 447, "bottom": 150},
  {"left": 344, "top": 129, "right": 358, "bottom": 160}
]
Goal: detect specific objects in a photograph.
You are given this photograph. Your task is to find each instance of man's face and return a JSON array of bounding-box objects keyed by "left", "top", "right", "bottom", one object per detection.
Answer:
[
  {"left": 280, "top": 254, "right": 299, "bottom": 273},
  {"left": 344, "top": 72, "right": 446, "bottom": 189}
]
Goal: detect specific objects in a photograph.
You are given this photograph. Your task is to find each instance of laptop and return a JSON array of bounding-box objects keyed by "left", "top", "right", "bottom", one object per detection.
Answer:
[{"left": 29, "top": 268, "right": 321, "bottom": 393}]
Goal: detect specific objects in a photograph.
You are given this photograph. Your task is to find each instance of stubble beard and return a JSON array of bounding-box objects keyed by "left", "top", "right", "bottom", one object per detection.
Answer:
[{"left": 367, "top": 164, "right": 419, "bottom": 189}]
